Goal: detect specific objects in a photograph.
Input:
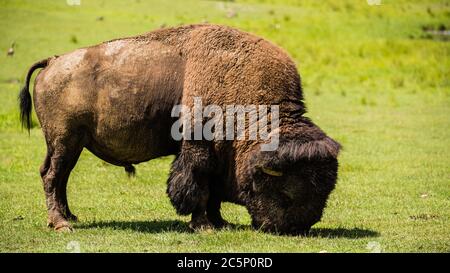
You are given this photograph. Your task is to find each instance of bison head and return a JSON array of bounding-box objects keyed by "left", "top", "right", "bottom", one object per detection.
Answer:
[{"left": 244, "top": 122, "right": 340, "bottom": 235}]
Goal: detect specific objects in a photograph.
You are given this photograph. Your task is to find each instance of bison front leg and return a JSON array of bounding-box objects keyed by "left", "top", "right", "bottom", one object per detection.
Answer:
[
  {"left": 166, "top": 141, "right": 216, "bottom": 230},
  {"left": 206, "top": 196, "right": 229, "bottom": 228}
]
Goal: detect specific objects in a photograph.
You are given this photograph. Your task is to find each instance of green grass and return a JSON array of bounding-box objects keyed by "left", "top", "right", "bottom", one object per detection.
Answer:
[{"left": 0, "top": 0, "right": 449, "bottom": 252}]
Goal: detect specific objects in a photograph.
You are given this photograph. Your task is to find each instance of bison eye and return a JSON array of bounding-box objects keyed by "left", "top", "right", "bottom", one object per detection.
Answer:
[
  {"left": 279, "top": 190, "right": 295, "bottom": 208},
  {"left": 282, "top": 189, "right": 295, "bottom": 201}
]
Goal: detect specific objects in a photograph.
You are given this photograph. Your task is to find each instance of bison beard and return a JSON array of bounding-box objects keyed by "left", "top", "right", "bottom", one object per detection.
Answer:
[
  {"left": 167, "top": 141, "right": 214, "bottom": 216},
  {"left": 19, "top": 24, "right": 340, "bottom": 234}
]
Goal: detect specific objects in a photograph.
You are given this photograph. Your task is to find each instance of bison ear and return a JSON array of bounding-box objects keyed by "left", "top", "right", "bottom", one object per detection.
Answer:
[{"left": 261, "top": 166, "right": 283, "bottom": 177}]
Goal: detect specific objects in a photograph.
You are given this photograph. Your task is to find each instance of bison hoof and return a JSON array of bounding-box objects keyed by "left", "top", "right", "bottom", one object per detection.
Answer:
[
  {"left": 189, "top": 218, "right": 215, "bottom": 231},
  {"left": 210, "top": 218, "right": 232, "bottom": 229},
  {"left": 47, "top": 218, "right": 74, "bottom": 232},
  {"left": 54, "top": 222, "right": 74, "bottom": 232}
]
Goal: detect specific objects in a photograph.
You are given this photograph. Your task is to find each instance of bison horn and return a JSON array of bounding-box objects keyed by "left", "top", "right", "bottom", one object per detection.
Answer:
[{"left": 261, "top": 167, "right": 283, "bottom": 177}]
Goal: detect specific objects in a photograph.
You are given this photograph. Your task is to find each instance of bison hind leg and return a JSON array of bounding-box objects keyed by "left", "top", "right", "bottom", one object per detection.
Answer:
[{"left": 41, "top": 133, "right": 84, "bottom": 232}]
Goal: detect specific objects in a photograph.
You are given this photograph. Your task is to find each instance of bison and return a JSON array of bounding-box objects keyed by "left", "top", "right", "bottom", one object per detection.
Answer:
[{"left": 19, "top": 24, "right": 340, "bottom": 234}]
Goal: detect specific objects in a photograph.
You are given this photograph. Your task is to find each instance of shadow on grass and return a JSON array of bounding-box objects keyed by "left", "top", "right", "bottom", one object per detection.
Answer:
[
  {"left": 78, "top": 220, "right": 378, "bottom": 238},
  {"left": 77, "top": 220, "right": 192, "bottom": 233},
  {"left": 76, "top": 220, "right": 248, "bottom": 234},
  {"left": 309, "top": 227, "right": 379, "bottom": 239}
]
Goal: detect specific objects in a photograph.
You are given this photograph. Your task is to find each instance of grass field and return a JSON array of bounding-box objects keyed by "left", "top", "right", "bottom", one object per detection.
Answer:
[{"left": 0, "top": 0, "right": 449, "bottom": 252}]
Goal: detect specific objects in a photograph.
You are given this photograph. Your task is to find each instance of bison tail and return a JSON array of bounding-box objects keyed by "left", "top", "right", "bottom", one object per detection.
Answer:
[{"left": 19, "top": 58, "right": 51, "bottom": 133}]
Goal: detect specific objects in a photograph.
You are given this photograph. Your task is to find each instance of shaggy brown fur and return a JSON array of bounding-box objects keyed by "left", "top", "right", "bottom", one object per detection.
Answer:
[{"left": 19, "top": 24, "right": 340, "bottom": 234}]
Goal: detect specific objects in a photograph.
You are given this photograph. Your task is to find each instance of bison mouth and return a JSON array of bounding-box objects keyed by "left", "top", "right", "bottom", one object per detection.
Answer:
[
  {"left": 247, "top": 197, "right": 320, "bottom": 236},
  {"left": 248, "top": 203, "right": 314, "bottom": 236}
]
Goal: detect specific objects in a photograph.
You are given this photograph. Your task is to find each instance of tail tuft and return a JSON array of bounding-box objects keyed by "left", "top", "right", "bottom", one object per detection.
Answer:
[
  {"left": 125, "top": 165, "right": 136, "bottom": 177},
  {"left": 19, "top": 85, "right": 32, "bottom": 132}
]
